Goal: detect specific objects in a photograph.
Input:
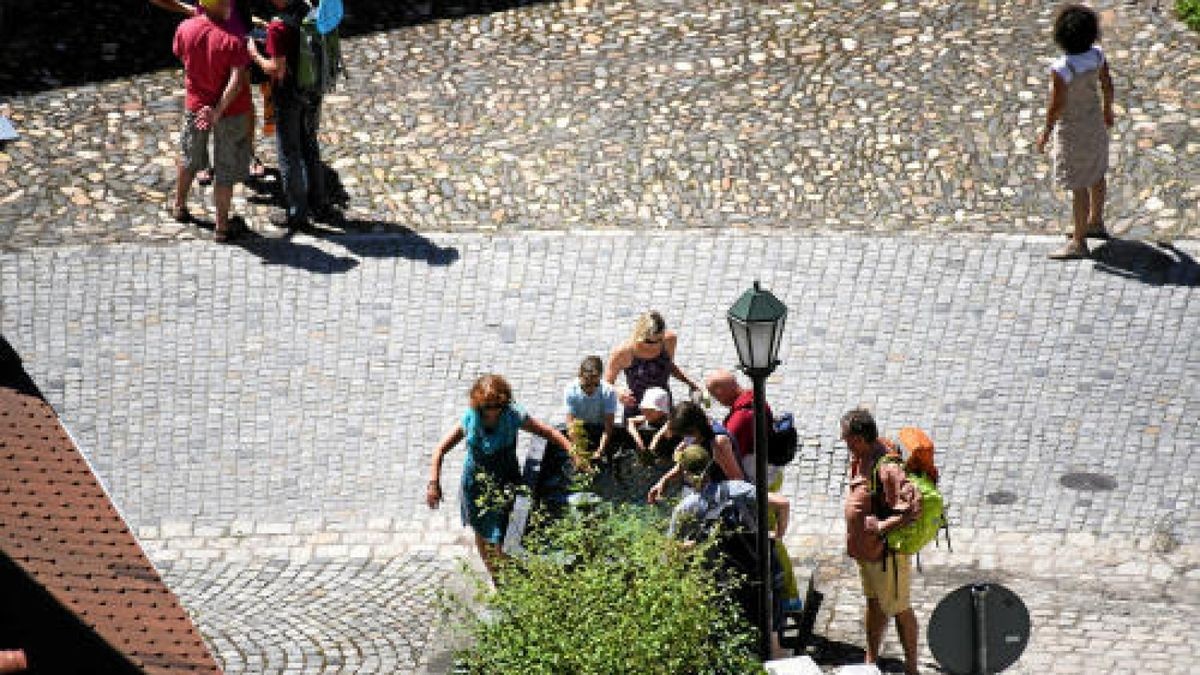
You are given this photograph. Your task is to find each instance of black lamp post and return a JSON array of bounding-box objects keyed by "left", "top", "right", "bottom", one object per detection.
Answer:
[{"left": 726, "top": 280, "right": 788, "bottom": 662}]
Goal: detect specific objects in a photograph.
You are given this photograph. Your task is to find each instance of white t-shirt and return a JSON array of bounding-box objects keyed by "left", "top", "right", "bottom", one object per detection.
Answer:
[{"left": 1050, "top": 46, "right": 1105, "bottom": 84}]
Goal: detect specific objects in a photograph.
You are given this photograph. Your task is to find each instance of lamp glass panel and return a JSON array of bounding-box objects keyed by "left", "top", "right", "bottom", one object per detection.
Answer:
[
  {"left": 748, "top": 321, "right": 776, "bottom": 370},
  {"left": 769, "top": 314, "right": 787, "bottom": 363},
  {"left": 728, "top": 317, "right": 753, "bottom": 369}
]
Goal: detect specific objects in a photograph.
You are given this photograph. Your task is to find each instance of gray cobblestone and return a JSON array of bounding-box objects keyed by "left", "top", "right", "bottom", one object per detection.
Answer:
[
  {"left": 0, "top": 1, "right": 1197, "bottom": 248},
  {"left": 1, "top": 230, "right": 1197, "bottom": 672}
]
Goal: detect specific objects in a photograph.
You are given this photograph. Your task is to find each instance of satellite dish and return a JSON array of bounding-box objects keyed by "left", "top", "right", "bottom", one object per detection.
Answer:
[{"left": 928, "top": 583, "right": 1030, "bottom": 674}]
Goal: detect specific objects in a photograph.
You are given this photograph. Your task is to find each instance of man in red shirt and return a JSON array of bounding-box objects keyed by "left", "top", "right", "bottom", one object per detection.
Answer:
[
  {"left": 705, "top": 368, "right": 772, "bottom": 481},
  {"left": 841, "top": 408, "right": 920, "bottom": 675},
  {"left": 171, "top": 0, "right": 252, "bottom": 242}
]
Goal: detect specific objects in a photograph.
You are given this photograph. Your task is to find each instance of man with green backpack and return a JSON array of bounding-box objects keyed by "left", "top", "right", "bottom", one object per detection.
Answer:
[
  {"left": 247, "top": 0, "right": 339, "bottom": 228},
  {"left": 840, "top": 408, "right": 922, "bottom": 675}
]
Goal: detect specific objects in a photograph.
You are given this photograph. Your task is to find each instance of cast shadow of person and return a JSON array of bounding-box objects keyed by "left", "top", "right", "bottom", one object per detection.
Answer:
[
  {"left": 1091, "top": 240, "right": 1200, "bottom": 288},
  {"left": 243, "top": 160, "right": 461, "bottom": 266}
]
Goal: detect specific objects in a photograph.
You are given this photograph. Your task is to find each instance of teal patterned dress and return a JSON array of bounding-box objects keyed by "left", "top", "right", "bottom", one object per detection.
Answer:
[{"left": 460, "top": 404, "right": 527, "bottom": 544}]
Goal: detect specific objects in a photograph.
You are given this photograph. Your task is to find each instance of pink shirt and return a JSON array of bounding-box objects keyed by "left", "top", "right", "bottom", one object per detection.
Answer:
[{"left": 173, "top": 15, "right": 252, "bottom": 115}]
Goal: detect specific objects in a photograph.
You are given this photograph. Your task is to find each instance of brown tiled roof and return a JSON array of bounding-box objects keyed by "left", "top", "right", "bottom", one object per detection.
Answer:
[{"left": 0, "top": 336, "right": 222, "bottom": 674}]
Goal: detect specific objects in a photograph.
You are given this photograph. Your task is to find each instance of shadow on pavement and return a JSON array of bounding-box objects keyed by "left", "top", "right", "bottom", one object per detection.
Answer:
[
  {"left": 0, "top": 0, "right": 555, "bottom": 96},
  {"left": 240, "top": 161, "right": 462, "bottom": 267},
  {"left": 1092, "top": 240, "right": 1200, "bottom": 287}
]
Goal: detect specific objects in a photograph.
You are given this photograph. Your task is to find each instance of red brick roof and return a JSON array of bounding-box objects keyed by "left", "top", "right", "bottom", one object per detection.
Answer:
[{"left": 0, "top": 338, "right": 221, "bottom": 674}]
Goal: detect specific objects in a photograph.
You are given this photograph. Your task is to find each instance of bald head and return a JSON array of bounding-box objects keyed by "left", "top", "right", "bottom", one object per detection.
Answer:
[{"left": 704, "top": 369, "right": 743, "bottom": 407}]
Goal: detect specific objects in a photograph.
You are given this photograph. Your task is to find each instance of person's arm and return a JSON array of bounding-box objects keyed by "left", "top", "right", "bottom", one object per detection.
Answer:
[
  {"left": 767, "top": 492, "right": 790, "bottom": 540},
  {"left": 197, "top": 65, "right": 248, "bottom": 130},
  {"left": 605, "top": 344, "right": 636, "bottom": 407},
  {"left": 597, "top": 413, "right": 614, "bottom": 454},
  {"left": 648, "top": 423, "right": 672, "bottom": 453},
  {"left": 865, "top": 463, "right": 917, "bottom": 535},
  {"left": 523, "top": 416, "right": 572, "bottom": 453},
  {"left": 648, "top": 463, "right": 682, "bottom": 504},
  {"left": 150, "top": 0, "right": 194, "bottom": 16},
  {"left": 1099, "top": 61, "right": 1115, "bottom": 128},
  {"left": 1036, "top": 71, "right": 1067, "bottom": 153},
  {"left": 713, "top": 435, "right": 744, "bottom": 481},
  {"left": 627, "top": 416, "right": 646, "bottom": 451},
  {"left": 427, "top": 425, "right": 465, "bottom": 508},
  {"left": 248, "top": 36, "right": 287, "bottom": 80},
  {"left": 663, "top": 332, "right": 699, "bottom": 392}
]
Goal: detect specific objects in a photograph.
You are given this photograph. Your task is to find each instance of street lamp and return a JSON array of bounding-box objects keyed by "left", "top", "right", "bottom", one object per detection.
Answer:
[{"left": 726, "top": 280, "right": 788, "bottom": 662}]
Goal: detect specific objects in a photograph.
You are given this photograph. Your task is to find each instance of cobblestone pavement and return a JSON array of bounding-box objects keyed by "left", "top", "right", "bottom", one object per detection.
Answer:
[
  {"left": 1, "top": 0, "right": 1197, "bottom": 249},
  {"left": 2, "top": 231, "right": 1197, "bottom": 672}
]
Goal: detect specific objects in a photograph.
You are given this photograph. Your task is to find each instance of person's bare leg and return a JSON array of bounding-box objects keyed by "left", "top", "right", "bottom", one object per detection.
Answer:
[
  {"left": 213, "top": 183, "right": 233, "bottom": 234},
  {"left": 1051, "top": 189, "right": 1090, "bottom": 258},
  {"left": 895, "top": 608, "right": 920, "bottom": 675},
  {"left": 1070, "top": 188, "right": 1088, "bottom": 245},
  {"left": 1088, "top": 177, "right": 1106, "bottom": 230},
  {"left": 174, "top": 161, "right": 195, "bottom": 215},
  {"left": 474, "top": 533, "right": 506, "bottom": 583},
  {"left": 864, "top": 598, "right": 888, "bottom": 664}
]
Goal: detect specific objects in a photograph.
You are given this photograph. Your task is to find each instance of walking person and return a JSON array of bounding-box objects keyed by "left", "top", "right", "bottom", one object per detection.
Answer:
[
  {"left": 248, "top": 0, "right": 331, "bottom": 229},
  {"left": 1036, "top": 3, "right": 1115, "bottom": 260},
  {"left": 604, "top": 311, "right": 700, "bottom": 422},
  {"left": 841, "top": 408, "right": 921, "bottom": 675},
  {"left": 171, "top": 0, "right": 253, "bottom": 242},
  {"left": 426, "top": 374, "right": 574, "bottom": 580}
]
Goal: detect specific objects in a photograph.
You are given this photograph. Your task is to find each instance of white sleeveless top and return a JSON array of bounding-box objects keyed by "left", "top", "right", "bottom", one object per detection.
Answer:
[{"left": 1050, "top": 46, "right": 1105, "bottom": 84}]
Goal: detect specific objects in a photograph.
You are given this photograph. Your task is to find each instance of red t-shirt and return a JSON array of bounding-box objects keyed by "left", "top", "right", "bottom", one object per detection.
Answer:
[
  {"left": 173, "top": 15, "right": 252, "bottom": 115},
  {"left": 264, "top": 17, "right": 298, "bottom": 85},
  {"left": 724, "top": 390, "right": 772, "bottom": 459}
]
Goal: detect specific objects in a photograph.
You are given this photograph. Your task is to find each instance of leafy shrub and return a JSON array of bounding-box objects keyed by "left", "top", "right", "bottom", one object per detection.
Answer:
[
  {"left": 1180, "top": 0, "right": 1200, "bottom": 31},
  {"left": 457, "top": 504, "right": 763, "bottom": 674}
]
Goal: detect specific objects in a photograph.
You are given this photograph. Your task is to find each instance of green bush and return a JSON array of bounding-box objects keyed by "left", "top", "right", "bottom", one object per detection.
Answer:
[
  {"left": 1180, "top": 0, "right": 1200, "bottom": 31},
  {"left": 457, "top": 504, "right": 763, "bottom": 674}
]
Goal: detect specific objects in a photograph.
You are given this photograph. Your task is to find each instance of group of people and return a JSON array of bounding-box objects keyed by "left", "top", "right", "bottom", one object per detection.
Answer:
[
  {"left": 160, "top": 0, "right": 331, "bottom": 241},
  {"left": 424, "top": 310, "right": 925, "bottom": 672}
]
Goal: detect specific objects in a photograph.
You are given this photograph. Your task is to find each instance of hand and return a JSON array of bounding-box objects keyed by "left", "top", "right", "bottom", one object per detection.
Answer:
[
  {"left": 1035, "top": 129, "right": 1050, "bottom": 154},
  {"left": 864, "top": 515, "right": 881, "bottom": 535},
  {"left": 647, "top": 481, "right": 665, "bottom": 504},
  {"left": 618, "top": 388, "right": 638, "bottom": 409},
  {"left": 195, "top": 105, "right": 216, "bottom": 131},
  {"left": 425, "top": 481, "right": 443, "bottom": 509}
]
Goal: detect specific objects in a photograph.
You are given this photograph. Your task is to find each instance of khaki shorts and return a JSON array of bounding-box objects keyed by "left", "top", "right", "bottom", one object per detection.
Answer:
[
  {"left": 180, "top": 111, "right": 251, "bottom": 186},
  {"left": 857, "top": 553, "right": 912, "bottom": 617}
]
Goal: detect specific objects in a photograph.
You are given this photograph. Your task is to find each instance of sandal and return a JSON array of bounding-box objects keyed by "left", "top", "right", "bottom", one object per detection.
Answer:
[
  {"left": 214, "top": 217, "right": 248, "bottom": 244},
  {"left": 249, "top": 156, "right": 267, "bottom": 180},
  {"left": 197, "top": 168, "right": 214, "bottom": 187},
  {"left": 1048, "top": 241, "right": 1089, "bottom": 260}
]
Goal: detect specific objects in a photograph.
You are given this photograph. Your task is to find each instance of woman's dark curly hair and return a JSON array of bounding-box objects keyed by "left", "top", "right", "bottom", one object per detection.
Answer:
[
  {"left": 669, "top": 401, "right": 714, "bottom": 443},
  {"left": 1053, "top": 4, "right": 1100, "bottom": 55}
]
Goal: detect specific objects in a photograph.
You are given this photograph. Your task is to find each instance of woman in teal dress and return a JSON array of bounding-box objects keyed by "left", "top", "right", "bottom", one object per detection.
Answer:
[{"left": 426, "top": 374, "right": 573, "bottom": 578}]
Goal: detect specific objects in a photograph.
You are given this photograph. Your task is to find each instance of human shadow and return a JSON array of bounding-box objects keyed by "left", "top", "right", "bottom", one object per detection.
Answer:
[
  {"left": 0, "top": 0, "right": 557, "bottom": 96},
  {"left": 240, "top": 161, "right": 461, "bottom": 266},
  {"left": 185, "top": 214, "right": 359, "bottom": 274},
  {"left": 1091, "top": 239, "right": 1200, "bottom": 287},
  {"left": 802, "top": 636, "right": 933, "bottom": 673}
]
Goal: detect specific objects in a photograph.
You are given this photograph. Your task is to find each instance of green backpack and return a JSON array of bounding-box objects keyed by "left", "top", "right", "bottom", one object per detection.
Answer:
[
  {"left": 870, "top": 428, "right": 950, "bottom": 556},
  {"left": 281, "top": 3, "right": 344, "bottom": 95}
]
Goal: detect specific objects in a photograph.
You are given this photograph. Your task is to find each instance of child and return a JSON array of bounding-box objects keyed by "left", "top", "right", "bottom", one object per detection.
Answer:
[
  {"left": 625, "top": 386, "right": 672, "bottom": 462},
  {"left": 563, "top": 355, "right": 619, "bottom": 461},
  {"left": 1035, "top": 3, "right": 1115, "bottom": 260}
]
